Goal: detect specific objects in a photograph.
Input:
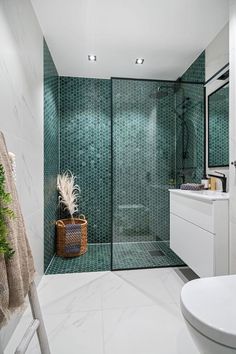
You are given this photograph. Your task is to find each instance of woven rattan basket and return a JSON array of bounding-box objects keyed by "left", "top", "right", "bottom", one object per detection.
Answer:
[{"left": 56, "top": 215, "right": 88, "bottom": 257}]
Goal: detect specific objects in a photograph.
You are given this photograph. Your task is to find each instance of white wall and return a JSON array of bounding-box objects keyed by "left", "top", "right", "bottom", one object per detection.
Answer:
[
  {"left": 205, "top": 24, "right": 229, "bottom": 82},
  {"left": 229, "top": 0, "right": 236, "bottom": 274},
  {"left": 206, "top": 11, "right": 236, "bottom": 274},
  {"left": 205, "top": 24, "right": 229, "bottom": 189},
  {"left": 0, "top": 0, "right": 43, "bottom": 351}
]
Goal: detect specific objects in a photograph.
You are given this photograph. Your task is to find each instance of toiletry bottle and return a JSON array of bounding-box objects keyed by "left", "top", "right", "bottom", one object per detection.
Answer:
[
  {"left": 201, "top": 175, "right": 209, "bottom": 190},
  {"left": 210, "top": 177, "right": 216, "bottom": 191}
]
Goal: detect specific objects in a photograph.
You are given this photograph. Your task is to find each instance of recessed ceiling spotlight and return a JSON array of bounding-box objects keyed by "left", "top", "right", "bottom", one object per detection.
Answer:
[
  {"left": 135, "top": 58, "right": 144, "bottom": 64},
  {"left": 88, "top": 55, "right": 96, "bottom": 62}
]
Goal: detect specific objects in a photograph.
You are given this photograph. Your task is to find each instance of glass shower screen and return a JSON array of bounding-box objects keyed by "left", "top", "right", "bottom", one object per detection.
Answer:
[{"left": 111, "top": 78, "right": 189, "bottom": 270}]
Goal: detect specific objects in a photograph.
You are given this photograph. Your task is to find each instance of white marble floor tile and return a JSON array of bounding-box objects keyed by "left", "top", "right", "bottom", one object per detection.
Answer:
[
  {"left": 114, "top": 268, "right": 178, "bottom": 306},
  {"left": 4, "top": 269, "right": 200, "bottom": 354},
  {"left": 38, "top": 272, "right": 107, "bottom": 314},
  {"left": 161, "top": 270, "right": 188, "bottom": 305},
  {"left": 103, "top": 304, "right": 199, "bottom": 354},
  {"left": 100, "top": 272, "right": 158, "bottom": 309},
  {"left": 27, "top": 311, "right": 104, "bottom": 354},
  {"left": 161, "top": 268, "right": 198, "bottom": 305},
  {"left": 3, "top": 308, "right": 35, "bottom": 354}
]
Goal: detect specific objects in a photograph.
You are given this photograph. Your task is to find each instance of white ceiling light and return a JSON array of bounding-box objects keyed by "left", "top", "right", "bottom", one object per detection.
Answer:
[
  {"left": 135, "top": 58, "right": 144, "bottom": 65},
  {"left": 88, "top": 55, "right": 96, "bottom": 62},
  {"left": 31, "top": 0, "right": 229, "bottom": 80}
]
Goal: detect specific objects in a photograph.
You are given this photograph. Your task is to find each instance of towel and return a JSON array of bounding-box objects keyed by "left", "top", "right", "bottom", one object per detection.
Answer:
[
  {"left": 0, "top": 132, "right": 35, "bottom": 328},
  {"left": 180, "top": 183, "right": 204, "bottom": 191},
  {"left": 65, "top": 223, "right": 82, "bottom": 254}
]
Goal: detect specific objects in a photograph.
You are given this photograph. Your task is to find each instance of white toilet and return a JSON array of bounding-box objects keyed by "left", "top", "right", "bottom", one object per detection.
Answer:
[{"left": 180, "top": 275, "right": 236, "bottom": 353}]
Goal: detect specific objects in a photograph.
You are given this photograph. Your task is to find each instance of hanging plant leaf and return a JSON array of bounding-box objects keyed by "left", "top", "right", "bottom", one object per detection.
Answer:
[{"left": 0, "top": 164, "right": 15, "bottom": 259}]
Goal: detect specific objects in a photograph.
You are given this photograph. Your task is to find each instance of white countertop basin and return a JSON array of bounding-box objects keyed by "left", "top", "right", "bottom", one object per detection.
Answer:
[{"left": 169, "top": 189, "right": 229, "bottom": 201}]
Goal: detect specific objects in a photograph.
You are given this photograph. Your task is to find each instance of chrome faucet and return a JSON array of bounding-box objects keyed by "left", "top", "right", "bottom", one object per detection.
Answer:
[{"left": 208, "top": 171, "right": 227, "bottom": 193}]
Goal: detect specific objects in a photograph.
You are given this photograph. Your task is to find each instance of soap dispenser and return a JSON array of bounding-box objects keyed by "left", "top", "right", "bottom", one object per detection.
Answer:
[{"left": 201, "top": 174, "right": 209, "bottom": 190}]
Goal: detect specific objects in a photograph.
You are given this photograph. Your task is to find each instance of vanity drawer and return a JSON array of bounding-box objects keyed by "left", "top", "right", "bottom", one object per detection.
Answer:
[
  {"left": 170, "top": 193, "right": 214, "bottom": 233},
  {"left": 170, "top": 213, "right": 214, "bottom": 277}
]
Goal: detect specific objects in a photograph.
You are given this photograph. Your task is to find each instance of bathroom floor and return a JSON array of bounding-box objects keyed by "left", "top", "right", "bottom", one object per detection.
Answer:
[
  {"left": 46, "top": 241, "right": 184, "bottom": 274},
  {"left": 5, "top": 268, "right": 199, "bottom": 354}
]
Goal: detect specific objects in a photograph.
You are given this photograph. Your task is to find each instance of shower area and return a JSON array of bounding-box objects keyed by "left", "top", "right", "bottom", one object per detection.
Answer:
[
  {"left": 45, "top": 73, "right": 205, "bottom": 274},
  {"left": 111, "top": 78, "right": 204, "bottom": 270}
]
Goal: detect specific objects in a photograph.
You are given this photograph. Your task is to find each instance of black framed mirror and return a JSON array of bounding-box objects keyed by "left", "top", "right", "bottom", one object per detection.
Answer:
[{"left": 208, "top": 82, "right": 229, "bottom": 167}]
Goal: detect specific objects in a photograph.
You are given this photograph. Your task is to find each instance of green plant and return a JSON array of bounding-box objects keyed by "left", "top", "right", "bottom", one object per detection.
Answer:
[{"left": 0, "top": 164, "right": 15, "bottom": 259}]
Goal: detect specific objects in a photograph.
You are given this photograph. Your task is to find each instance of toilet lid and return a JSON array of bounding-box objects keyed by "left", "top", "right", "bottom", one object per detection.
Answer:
[{"left": 181, "top": 275, "right": 236, "bottom": 349}]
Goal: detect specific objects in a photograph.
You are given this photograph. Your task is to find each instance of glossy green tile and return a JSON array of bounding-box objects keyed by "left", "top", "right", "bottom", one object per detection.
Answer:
[
  {"left": 176, "top": 52, "right": 205, "bottom": 185},
  {"left": 44, "top": 39, "right": 59, "bottom": 270},
  {"left": 208, "top": 84, "right": 229, "bottom": 167},
  {"left": 44, "top": 51, "right": 204, "bottom": 274},
  {"left": 46, "top": 241, "right": 184, "bottom": 274},
  {"left": 59, "top": 77, "right": 111, "bottom": 244},
  {"left": 46, "top": 243, "right": 111, "bottom": 274}
]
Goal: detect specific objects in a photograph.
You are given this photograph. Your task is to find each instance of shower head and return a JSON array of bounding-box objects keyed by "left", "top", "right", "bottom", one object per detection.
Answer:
[
  {"left": 149, "top": 81, "right": 183, "bottom": 99},
  {"left": 149, "top": 87, "right": 169, "bottom": 99}
]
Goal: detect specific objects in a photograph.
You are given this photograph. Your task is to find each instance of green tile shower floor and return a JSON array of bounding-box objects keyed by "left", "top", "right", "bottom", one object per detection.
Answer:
[{"left": 46, "top": 241, "right": 184, "bottom": 274}]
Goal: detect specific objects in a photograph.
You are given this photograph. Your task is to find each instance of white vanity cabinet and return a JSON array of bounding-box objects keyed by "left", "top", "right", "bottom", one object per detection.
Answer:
[{"left": 169, "top": 189, "right": 229, "bottom": 277}]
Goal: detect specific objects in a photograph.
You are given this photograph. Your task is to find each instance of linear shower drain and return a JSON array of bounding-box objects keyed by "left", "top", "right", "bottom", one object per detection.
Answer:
[{"left": 149, "top": 250, "right": 165, "bottom": 257}]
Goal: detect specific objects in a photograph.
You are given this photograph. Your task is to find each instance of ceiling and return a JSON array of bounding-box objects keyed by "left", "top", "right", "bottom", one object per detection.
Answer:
[{"left": 31, "top": 0, "right": 229, "bottom": 80}]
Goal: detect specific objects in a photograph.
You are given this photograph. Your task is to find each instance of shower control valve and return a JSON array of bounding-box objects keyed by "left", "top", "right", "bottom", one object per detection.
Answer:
[{"left": 231, "top": 161, "right": 236, "bottom": 167}]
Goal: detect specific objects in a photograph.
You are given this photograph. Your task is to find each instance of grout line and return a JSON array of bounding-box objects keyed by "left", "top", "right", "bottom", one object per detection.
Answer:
[
  {"left": 112, "top": 240, "right": 169, "bottom": 245},
  {"left": 114, "top": 272, "right": 177, "bottom": 308},
  {"left": 87, "top": 241, "right": 169, "bottom": 246},
  {"left": 58, "top": 75, "right": 60, "bottom": 221},
  {"left": 44, "top": 253, "right": 56, "bottom": 275},
  {"left": 100, "top": 306, "right": 106, "bottom": 354},
  {"left": 58, "top": 75, "right": 60, "bottom": 175}
]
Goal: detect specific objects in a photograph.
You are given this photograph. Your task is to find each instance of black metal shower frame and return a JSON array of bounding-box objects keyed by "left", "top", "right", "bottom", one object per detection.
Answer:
[{"left": 110, "top": 76, "right": 205, "bottom": 271}]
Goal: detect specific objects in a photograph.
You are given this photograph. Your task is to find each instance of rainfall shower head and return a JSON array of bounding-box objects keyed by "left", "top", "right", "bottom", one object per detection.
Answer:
[
  {"left": 149, "top": 87, "right": 169, "bottom": 99},
  {"left": 149, "top": 81, "right": 182, "bottom": 99}
]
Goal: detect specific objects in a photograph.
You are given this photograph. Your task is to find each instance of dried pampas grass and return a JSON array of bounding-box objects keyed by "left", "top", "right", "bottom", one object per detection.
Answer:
[{"left": 57, "top": 171, "right": 80, "bottom": 219}]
